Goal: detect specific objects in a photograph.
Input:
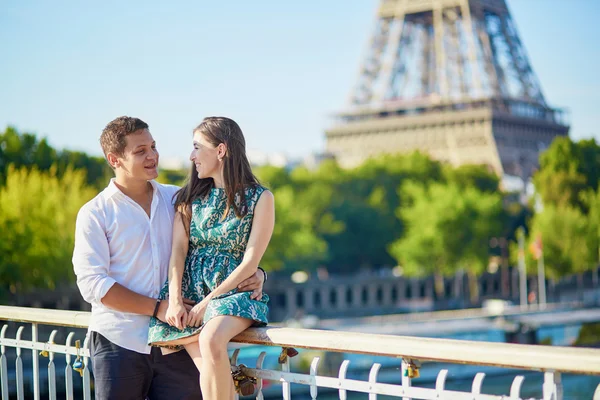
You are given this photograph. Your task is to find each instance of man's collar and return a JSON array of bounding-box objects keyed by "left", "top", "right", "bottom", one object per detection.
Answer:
[{"left": 103, "top": 178, "right": 158, "bottom": 199}]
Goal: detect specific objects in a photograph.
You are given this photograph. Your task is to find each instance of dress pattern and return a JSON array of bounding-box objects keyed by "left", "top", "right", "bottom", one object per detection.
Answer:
[{"left": 148, "top": 185, "right": 269, "bottom": 346}]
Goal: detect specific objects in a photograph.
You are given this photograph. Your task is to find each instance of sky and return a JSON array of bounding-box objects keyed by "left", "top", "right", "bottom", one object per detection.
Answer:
[{"left": 1, "top": 0, "right": 599, "bottom": 166}]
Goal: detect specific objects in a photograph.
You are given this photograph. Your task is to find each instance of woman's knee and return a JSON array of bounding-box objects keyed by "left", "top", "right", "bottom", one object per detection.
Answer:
[{"left": 198, "top": 329, "right": 227, "bottom": 359}]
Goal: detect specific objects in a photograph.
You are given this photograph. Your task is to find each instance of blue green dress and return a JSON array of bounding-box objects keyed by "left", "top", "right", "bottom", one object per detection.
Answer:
[{"left": 148, "top": 185, "right": 269, "bottom": 346}]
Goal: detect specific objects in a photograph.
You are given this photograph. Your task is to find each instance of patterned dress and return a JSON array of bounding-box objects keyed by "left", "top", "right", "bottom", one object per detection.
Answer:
[{"left": 148, "top": 185, "right": 269, "bottom": 346}]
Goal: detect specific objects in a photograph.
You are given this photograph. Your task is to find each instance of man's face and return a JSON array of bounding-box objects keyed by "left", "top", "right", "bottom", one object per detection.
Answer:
[{"left": 111, "top": 128, "right": 159, "bottom": 181}]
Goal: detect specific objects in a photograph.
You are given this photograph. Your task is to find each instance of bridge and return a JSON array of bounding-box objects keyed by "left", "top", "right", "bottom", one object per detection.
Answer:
[
  {"left": 1, "top": 305, "right": 599, "bottom": 399},
  {"left": 317, "top": 303, "right": 600, "bottom": 338}
]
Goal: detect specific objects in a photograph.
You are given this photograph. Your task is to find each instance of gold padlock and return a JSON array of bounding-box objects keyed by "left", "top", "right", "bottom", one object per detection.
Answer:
[
  {"left": 407, "top": 365, "right": 420, "bottom": 378},
  {"left": 40, "top": 341, "right": 54, "bottom": 357},
  {"left": 403, "top": 359, "right": 421, "bottom": 379}
]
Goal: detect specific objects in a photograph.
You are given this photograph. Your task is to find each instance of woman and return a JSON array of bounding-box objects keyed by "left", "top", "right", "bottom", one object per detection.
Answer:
[{"left": 148, "top": 117, "right": 274, "bottom": 399}]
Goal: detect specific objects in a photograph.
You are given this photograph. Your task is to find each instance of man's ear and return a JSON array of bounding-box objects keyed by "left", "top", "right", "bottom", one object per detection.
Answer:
[{"left": 106, "top": 152, "right": 120, "bottom": 169}]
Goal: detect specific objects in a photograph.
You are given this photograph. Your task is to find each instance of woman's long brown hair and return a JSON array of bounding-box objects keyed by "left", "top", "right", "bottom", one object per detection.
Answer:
[{"left": 173, "top": 117, "right": 260, "bottom": 232}]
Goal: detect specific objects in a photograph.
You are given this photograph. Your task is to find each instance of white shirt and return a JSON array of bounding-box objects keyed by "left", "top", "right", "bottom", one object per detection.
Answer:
[{"left": 73, "top": 179, "right": 179, "bottom": 354}]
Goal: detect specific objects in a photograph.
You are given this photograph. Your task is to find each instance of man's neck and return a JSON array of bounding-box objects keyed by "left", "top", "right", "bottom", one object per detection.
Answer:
[{"left": 114, "top": 175, "right": 152, "bottom": 200}]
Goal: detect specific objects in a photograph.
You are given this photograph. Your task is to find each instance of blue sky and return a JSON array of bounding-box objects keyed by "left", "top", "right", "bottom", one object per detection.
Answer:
[{"left": 1, "top": 1, "right": 598, "bottom": 164}]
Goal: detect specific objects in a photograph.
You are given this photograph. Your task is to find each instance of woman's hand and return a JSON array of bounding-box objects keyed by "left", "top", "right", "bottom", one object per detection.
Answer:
[
  {"left": 187, "top": 297, "right": 210, "bottom": 327},
  {"left": 165, "top": 301, "right": 188, "bottom": 330}
]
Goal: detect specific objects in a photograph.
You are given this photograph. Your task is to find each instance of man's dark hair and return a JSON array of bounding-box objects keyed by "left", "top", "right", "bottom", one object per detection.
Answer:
[{"left": 100, "top": 116, "right": 149, "bottom": 157}]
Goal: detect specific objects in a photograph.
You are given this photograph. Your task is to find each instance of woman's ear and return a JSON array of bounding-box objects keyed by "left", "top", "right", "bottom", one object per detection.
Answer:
[{"left": 218, "top": 143, "right": 228, "bottom": 160}]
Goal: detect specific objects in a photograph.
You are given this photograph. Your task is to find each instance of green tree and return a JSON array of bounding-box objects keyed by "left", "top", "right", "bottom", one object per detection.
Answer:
[
  {"left": 534, "top": 137, "right": 600, "bottom": 212},
  {"left": 444, "top": 164, "right": 500, "bottom": 193},
  {"left": 584, "top": 189, "right": 600, "bottom": 267},
  {"left": 523, "top": 205, "right": 594, "bottom": 278},
  {"left": 322, "top": 153, "right": 444, "bottom": 274},
  {"left": 157, "top": 168, "right": 188, "bottom": 186},
  {"left": 390, "top": 182, "right": 503, "bottom": 302},
  {"left": 0, "top": 166, "right": 97, "bottom": 295},
  {"left": 256, "top": 165, "right": 343, "bottom": 272},
  {"left": 0, "top": 126, "right": 112, "bottom": 188},
  {"left": 255, "top": 165, "right": 293, "bottom": 190}
]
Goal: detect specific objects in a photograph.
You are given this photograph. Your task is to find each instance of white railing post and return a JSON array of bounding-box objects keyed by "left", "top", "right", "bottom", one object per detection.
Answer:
[
  {"left": 471, "top": 372, "right": 486, "bottom": 395},
  {"left": 46, "top": 330, "right": 58, "bottom": 400},
  {"left": 64, "top": 332, "right": 75, "bottom": 400},
  {"left": 281, "top": 350, "right": 291, "bottom": 400},
  {"left": 401, "top": 358, "right": 412, "bottom": 400},
  {"left": 15, "top": 326, "right": 24, "bottom": 400},
  {"left": 31, "top": 323, "right": 39, "bottom": 400},
  {"left": 543, "top": 371, "right": 562, "bottom": 400},
  {"left": 435, "top": 369, "right": 448, "bottom": 397},
  {"left": 230, "top": 349, "right": 240, "bottom": 400},
  {"left": 0, "top": 326, "right": 8, "bottom": 400},
  {"left": 510, "top": 375, "right": 525, "bottom": 398},
  {"left": 1, "top": 306, "right": 600, "bottom": 399},
  {"left": 255, "top": 351, "right": 267, "bottom": 400},
  {"left": 82, "top": 336, "right": 92, "bottom": 400},
  {"left": 309, "top": 356, "right": 320, "bottom": 400},
  {"left": 338, "top": 359, "right": 350, "bottom": 400},
  {"left": 368, "top": 362, "right": 381, "bottom": 400}
]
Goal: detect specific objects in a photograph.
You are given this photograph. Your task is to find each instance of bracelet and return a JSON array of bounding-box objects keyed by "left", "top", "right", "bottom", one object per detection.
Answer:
[
  {"left": 152, "top": 299, "right": 161, "bottom": 318},
  {"left": 258, "top": 267, "right": 268, "bottom": 282}
]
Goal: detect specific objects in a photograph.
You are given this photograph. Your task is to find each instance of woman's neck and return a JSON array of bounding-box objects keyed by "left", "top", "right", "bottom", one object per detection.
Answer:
[{"left": 212, "top": 171, "right": 225, "bottom": 189}]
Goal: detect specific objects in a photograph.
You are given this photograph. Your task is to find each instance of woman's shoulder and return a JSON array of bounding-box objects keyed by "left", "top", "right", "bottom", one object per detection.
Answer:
[
  {"left": 242, "top": 183, "right": 265, "bottom": 194},
  {"left": 245, "top": 183, "right": 272, "bottom": 200}
]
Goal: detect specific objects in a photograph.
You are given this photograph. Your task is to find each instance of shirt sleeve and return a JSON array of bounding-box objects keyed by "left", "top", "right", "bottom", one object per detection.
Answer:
[{"left": 72, "top": 206, "right": 116, "bottom": 305}]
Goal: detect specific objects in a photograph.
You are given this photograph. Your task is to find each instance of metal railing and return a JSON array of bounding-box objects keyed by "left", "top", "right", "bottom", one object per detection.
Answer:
[{"left": 1, "top": 305, "right": 600, "bottom": 399}]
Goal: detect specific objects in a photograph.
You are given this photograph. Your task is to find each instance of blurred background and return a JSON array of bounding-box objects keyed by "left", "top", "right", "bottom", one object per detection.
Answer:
[{"left": 1, "top": 0, "right": 600, "bottom": 397}]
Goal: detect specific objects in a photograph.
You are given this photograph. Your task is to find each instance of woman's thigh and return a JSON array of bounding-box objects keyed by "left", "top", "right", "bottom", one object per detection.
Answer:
[{"left": 199, "top": 315, "right": 253, "bottom": 348}]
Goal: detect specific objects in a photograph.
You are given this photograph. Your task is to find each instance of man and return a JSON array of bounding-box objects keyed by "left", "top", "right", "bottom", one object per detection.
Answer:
[{"left": 73, "top": 116, "right": 266, "bottom": 400}]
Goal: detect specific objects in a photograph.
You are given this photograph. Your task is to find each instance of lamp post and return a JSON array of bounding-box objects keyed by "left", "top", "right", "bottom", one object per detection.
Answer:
[
  {"left": 489, "top": 237, "right": 509, "bottom": 298},
  {"left": 517, "top": 228, "right": 528, "bottom": 309}
]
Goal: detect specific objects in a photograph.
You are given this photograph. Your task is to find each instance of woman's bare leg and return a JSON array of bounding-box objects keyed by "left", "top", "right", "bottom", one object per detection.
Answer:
[
  {"left": 184, "top": 342, "right": 203, "bottom": 372},
  {"left": 198, "top": 315, "right": 253, "bottom": 400}
]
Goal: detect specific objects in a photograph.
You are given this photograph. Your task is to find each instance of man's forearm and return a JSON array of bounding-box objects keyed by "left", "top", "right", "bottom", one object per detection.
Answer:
[{"left": 100, "top": 283, "right": 157, "bottom": 316}]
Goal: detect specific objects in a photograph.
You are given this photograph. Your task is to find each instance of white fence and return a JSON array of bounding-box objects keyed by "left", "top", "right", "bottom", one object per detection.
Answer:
[{"left": 1, "top": 305, "right": 600, "bottom": 399}]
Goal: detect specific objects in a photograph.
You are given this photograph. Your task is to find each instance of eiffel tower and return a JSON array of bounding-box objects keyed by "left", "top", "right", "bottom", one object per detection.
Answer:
[{"left": 325, "top": 0, "right": 569, "bottom": 178}]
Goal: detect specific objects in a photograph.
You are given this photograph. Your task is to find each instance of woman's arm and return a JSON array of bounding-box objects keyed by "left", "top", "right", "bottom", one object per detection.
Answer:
[
  {"left": 165, "top": 210, "right": 190, "bottom": 329},
  {"left": 209, "top": 190, "right": 275, "bottom": 299}
]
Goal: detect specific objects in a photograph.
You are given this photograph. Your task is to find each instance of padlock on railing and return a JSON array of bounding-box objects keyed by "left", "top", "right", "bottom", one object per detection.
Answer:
[
  {"left": 278, "top": 347, "right": 299, "bottom": 364},
  {"left": 72, "top": 339, "right": 84, "bottom": 377},
  {"left": 40, "top": 340, "right": 54, "bottom": 358},
  {"left": 231, "top": 364, "right": 256, "bottom": 396},
  {"left": 403, "top": 359, "right": 421, "bottom": 379}
]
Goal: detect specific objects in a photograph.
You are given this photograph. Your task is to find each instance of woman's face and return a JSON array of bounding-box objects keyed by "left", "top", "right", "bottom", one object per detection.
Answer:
[{"left": 190, "top": 131, "right": 223, "bottom": 180}]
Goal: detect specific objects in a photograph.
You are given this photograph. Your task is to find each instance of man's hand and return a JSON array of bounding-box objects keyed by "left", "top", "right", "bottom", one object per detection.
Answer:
[
  {"left": 237, "top": 269, "right": 265, "bottom": 300},
  {"left": 155, "top": 298, "right": 195, "bottom": 324}
]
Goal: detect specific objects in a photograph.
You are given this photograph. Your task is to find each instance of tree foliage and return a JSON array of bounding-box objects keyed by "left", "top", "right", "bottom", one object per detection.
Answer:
[
  {"left": 390, "top": 182, "right": 504, "bottom": 278},
  {"left": 524, "top": 137, "right": 600, "bottom": 276},
  {"left": 0, "top": 126, "right": 111, "bottom": 188},
  {"left": 0, "top": 166, "right": 96, "bottom": 295},
  {"left": 2, "top": 125, "right": 598, "bottom": 292}
]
